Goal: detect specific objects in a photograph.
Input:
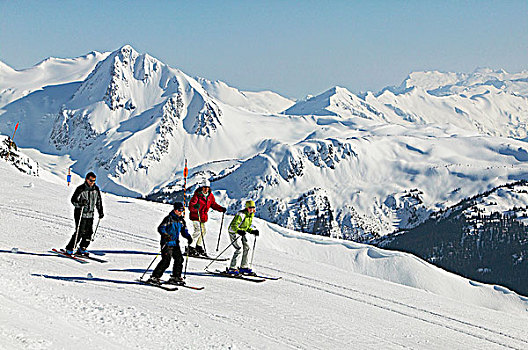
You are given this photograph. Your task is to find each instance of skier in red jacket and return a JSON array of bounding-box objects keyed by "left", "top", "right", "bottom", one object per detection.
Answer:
[{"left": 187, "top": 180, "right": 226, "bottom": 257}]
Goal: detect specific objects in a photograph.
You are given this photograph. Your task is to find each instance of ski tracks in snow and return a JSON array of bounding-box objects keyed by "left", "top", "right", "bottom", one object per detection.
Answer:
[
  {"left": 0, "top": 203, "right": 158, "bottom": 248},
  {"left": 2, "top": 201, "right": 527, "bottom": 349},
  {"left": 259, "top": 265, "right": 528, "bottom": 350}
]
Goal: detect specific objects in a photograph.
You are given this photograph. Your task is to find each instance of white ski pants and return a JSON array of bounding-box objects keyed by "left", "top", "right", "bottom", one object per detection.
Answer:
[{"left": 191, "top": 221, "right": 206, "bottom": 248}]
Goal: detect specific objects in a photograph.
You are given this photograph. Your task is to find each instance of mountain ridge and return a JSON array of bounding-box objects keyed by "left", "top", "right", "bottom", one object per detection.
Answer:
[{"left": 2, "top": 44, "right": 528, "bottom": 242}]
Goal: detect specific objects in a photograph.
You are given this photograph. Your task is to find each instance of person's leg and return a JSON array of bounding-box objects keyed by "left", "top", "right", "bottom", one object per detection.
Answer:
[
  {"left": 65, "top": 210, "right": 82, "bottom": 251},
  {"left": 239, "top": 235, "right": 250, "bottom": 269},
  {"left": 78, "top": 218, "right": 94, "bottom": 251},
  {"left": 152, "top": 246, "right": 172, "bottom": 279},
  {"left": 171, "top": 245, "right": 184, "bottom": 278},
  {"left": 191, "top": 221, "right": 201, "bottom": 248},
  {"left": 195, "top": 222, "right": 207, "bottom": 252},
  {"left": 229, "top": 233, "right": 241, "bottom": 269}
]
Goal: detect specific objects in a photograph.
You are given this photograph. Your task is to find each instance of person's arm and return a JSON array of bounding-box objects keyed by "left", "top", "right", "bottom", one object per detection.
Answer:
[
  {"left": 229, "top": 212, "right": 244, "bottom": 233},
  {"left": 210, "top": 194, "right": 226, "bottom": 212},
  {"left": 158, "top": 216, "right": 170, "bottom": 236},
  {"left": 189, "top": 193, "right": 199, "bottom": 210},
  {"left": 70, "top": 186, "right": 84, "bottom": 206},
  {"left": 96, "top": 187, "right": 104, "bottom": 218},
  {"left": 181, "top": 221, "right": 192, "bottom": 241}
]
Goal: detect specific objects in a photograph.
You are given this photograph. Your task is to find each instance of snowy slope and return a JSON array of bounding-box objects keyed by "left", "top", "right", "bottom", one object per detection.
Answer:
[
  {"left": 284, "top": 86, "right": 385, "bottom": 120},
  {"left": 1, "top": 160, "right": 528, "bottom": 349},
  {"left": 198, "top": 77, "right": 295, "bottom": 114},
  {"left": 0, "top": 52, "right": 109, "bottom": 108}
]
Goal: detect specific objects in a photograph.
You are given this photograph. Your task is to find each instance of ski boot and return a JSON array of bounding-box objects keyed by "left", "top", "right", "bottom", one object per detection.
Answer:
[
  {"left": 239, "top": 267, "right": 256, "bottom": 276},
  {"left": 225, "top": 267, "right": 239, "bottom": 276},
  {"left": 195, "top": 245, "right": 208, "bottom": 258},
  {"left": 167, "top": 276, "right": 186, "bottom": 286},
  {"left": 146, "top": 276, "right": 161, "bottom": 285},
  {"left": 75, "top": 248, "right": 89, "bottom": 257},
  {"left": 64, "top": 249, "right": 74, "bottom": 255}
]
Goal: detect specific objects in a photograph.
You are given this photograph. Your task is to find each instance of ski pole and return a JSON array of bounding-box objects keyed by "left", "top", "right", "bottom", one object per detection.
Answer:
[
  {"left": 92, "top": 218, "right": 101, "bottom": 241},
  {"left": 183, "top": 242, "right": 190, "bottom": 279},
  {"left": 216, "top": 212, "right": 225, "bottom": 252},
  {"left": 204, "top": 234, "right": 240, "bottom": 270},
  {"left": 140, "top": 243, "right": 167, "bottom": 281},
  {"left": 250, "top": 235, "right": 258, "bottom": 269},
  {"left": 72, "top": 206, "right": 85, "bottom": 252}
]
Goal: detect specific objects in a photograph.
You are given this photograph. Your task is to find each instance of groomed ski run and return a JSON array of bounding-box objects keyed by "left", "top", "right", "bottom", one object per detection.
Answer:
[{"left": 1, "top": 162, "right": 528, "bottom": 349}]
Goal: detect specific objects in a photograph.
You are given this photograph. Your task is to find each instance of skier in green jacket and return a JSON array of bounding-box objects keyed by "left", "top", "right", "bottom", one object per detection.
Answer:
[{"left": 226, "top": 200, "right": 259, "bottom": 276}]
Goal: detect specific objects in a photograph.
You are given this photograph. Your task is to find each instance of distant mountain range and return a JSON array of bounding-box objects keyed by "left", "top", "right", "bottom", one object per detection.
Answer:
[
  {"left": 376, "top": 180, "right": 528, "bottom": 296},
  {"left": 2, "top": 45, "right": 528, "bottom": 242}
]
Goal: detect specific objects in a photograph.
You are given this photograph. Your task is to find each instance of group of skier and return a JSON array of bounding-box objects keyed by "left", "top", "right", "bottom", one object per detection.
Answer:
[{"left": 65, "top": 172, "right": 260, "bottom": 286}]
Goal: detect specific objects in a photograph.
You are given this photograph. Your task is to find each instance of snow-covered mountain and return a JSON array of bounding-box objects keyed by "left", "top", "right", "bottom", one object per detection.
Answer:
[
  {"left": 0, "top": 51, "right": 109, "bottom": 108},
  {"left": 284, "top": 85, "right": 385, "bottom": 120},
  {"left": 285, "top": 69, "right": 528, "bottom": 138},
  {"left": 198, "top": 78, "right": 295, "bottom": 114},
  {"left": 377, "top": 180, "right": 528, "bottom": 296},
  {"left": 1, "top": 160, "right": 527, "bottom": 348},
  {"left": 2, "top": 45, "right": 528, "bottom": 243}
]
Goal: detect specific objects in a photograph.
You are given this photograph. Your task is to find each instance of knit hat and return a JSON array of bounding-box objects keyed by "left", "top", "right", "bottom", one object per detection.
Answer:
[
  {"left": 245, "top": 200, "right": 255, "bottom": 209},
  {"left": 201, "top": 179, "right": 211, "bottom": 188},
  {"left": 173, "top": 202, "right": 185, "bottom": 211}
]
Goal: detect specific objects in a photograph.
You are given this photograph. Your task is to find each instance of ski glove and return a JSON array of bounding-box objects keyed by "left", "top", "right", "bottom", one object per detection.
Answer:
[
  {"left": 187, "top": 237, "right": 193, "bottom": 245},
  {"left": 80, "top": 198, "right": 89, "bottom": 206},
  {"left": 237, "top": 230, "right": 246, "bottom": 236},
  {"left": 99, "top": 213, "right": 104, "bottom": 219},
  {"left": 193, "top": 203, "right": 200, "bottom": 210},
  {"left": 163, "top": 233, "right": 171, "bottom": 241},
  {"left": 251, "top": 229, "right": 259, "bottom": 236},
  {"left": 219, "top": 206, "right": 227, "bottom": 213}
]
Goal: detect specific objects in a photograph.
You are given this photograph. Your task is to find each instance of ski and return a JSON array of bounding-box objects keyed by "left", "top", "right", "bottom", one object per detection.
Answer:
[
  {"left": 50, "top": 248, "right": 88, "bottom": 264},
  {"left": 183, "top": 253, "right": 229, "bottom": 262},
  {"left": 205, "top": 269, "right": 266, "bottom": 283},
  {"left": 135, "top": 279, "right": 178, "bottom": 291},
  {"left": 163, "top": 281, "right": 205, "bottom": 290},
  {"left": 74, "top": 253, "right": 107, "bottom": 263},
  {"left": 249, "top": 274, "right": 282, "bottom": 280}
]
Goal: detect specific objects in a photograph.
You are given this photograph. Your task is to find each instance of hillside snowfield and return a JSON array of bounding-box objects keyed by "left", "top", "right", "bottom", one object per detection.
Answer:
[
  {"left": 0, "top": 52, "right": 109, "bottom": 108},
  {"left": 2, "top": 45, "right": 528, "bottom": 240},
  {"left": 197, "top": 77, "right": 295, "bottom": 114},
  {"left": 1, "top": 160, "right": 528, "bottom": 349}
]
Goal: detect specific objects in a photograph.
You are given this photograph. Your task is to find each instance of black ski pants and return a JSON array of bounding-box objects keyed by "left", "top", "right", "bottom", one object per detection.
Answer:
[
  {"left": 152, "top": 245, "right": 184, "bottom": 279},
  {"left": 66, "top": 210, "right": 94, "bottom": 251}
]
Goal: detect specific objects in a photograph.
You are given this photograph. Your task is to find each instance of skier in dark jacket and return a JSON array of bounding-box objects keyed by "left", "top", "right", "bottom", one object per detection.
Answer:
[
  {"left": 65, "top": 172, "right": 104, "bottom": 255},
  {"left": 187, "top": 180, "right": 226, "bottom": 257},
  {"left": 147, "top": 202, "right": 193, "bottom": 285}
]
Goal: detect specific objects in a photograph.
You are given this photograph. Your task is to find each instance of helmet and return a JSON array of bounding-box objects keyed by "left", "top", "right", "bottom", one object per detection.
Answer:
[
  {"left": 201, "top": 179, "right": 211, "bottom": 188},
  {"left": 245, "top": 200, "right": 255, "bottom": 209}
]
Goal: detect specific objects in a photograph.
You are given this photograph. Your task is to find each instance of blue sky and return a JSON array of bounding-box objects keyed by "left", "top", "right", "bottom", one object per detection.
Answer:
[{"left": 1, "top": 0, "right": 526, "bottom": 98}]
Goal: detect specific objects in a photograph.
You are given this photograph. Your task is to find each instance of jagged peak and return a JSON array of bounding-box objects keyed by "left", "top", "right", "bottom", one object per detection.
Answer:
[
  {"left": 117, "top": 44, "right": 138, "bottom": 55},
  {"left": 110, "top": 44, "right": 140, "bottom": 64},
  {"left": 301, "top": 86, "right": 354, "bottom": 103}
]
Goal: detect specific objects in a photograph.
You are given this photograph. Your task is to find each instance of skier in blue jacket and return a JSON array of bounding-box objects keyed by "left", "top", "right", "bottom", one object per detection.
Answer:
[{"left": 147, "top": 202, "right": 192, "bottom": 285}]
